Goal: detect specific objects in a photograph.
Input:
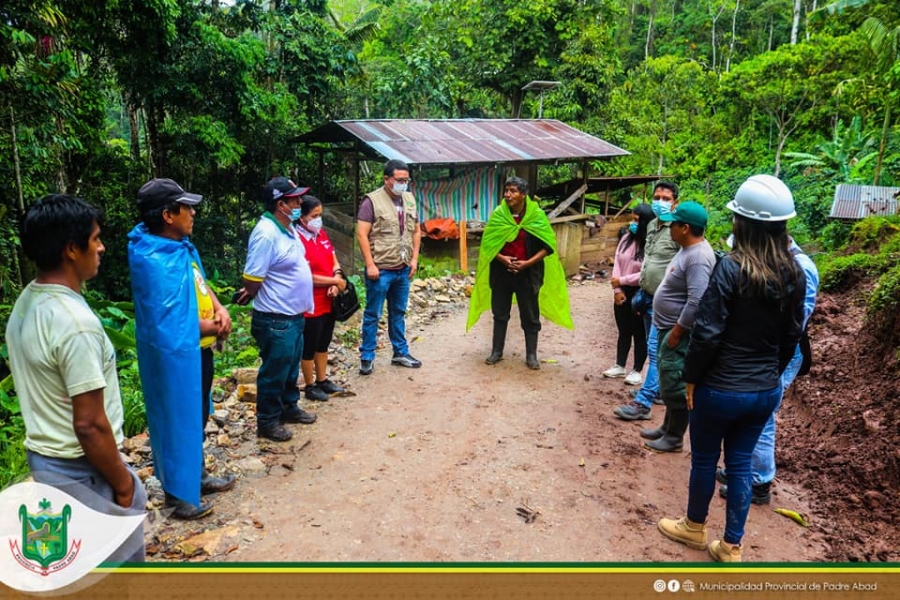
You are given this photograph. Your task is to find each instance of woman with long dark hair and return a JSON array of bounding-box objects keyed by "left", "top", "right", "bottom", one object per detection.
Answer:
[
  {"left": 603, "top": 203, "right": 655, "bottom": 386},
  {"left": 657, "top": 175, "right": 806, "bottom": 562}
]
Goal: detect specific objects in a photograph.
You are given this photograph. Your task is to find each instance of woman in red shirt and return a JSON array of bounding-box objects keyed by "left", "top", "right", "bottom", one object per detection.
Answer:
[{"left": 296, "top": 196, "right": 347, "bottom": 401}]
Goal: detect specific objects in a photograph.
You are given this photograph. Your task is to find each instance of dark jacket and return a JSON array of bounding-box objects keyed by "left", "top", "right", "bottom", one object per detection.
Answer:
[
  {"left": 488, "top": 231, "right": 552, "bottom": 287},
  {"left": 684, "top": 255, "right": 806, "bottom": 392}
]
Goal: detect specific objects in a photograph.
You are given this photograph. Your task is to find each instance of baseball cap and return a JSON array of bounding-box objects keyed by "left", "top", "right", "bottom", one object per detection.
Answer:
[
  {"left": 266, "top": 177, "right": 310, "bottom": 202},
  {"left": 659, "top": 200, "right": 708, "bottom": 229},
  {"left": 137, "top": 178, "right": 203, "bottom": 212}
]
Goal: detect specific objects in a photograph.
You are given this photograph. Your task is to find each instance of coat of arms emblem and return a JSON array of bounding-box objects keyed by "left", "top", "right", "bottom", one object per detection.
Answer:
[{"left": 10, "top": 497, "right": 80, "bottom": 576}]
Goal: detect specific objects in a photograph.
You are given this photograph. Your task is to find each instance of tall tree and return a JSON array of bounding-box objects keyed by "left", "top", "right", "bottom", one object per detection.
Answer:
[{"left": 859, "top": 16, "right": 900, "bottom": 184}]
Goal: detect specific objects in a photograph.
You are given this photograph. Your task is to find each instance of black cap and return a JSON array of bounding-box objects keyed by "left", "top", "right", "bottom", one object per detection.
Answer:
[
  {"left": 266, "top": 177, "right": 310, "bottom": 202},
  {"left": 137, "top": 178, "right": 203, "bottom": 213}
]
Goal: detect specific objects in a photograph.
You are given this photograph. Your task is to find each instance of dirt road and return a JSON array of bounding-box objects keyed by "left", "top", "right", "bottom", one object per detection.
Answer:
[{"left": 160, "top": 279, "right": 827, "bottom": 563}]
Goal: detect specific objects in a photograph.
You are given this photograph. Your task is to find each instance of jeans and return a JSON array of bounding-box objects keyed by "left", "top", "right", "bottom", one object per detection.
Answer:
[
  {"left": 27, "top": 451, "right": 147, "bottom": 563},
  {"left": 687, "top": 384, "right": 781, "bottom": 545},
  {"left": 361, "top": 266, "right": 411, "bottom": 361},
  {"left": 251, "top": 311, "right": 305, "bottom": 428},
  {"left": 751, "top": 348, "right": 803, "bottom": 485},
  {"left": 633, "top": 317, "right": 659, "bottom": 409}
]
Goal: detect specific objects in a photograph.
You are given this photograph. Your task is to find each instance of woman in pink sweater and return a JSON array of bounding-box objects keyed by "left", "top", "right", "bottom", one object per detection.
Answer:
[{"left": 603, "top": 203, "right": 655, "bottom": 385}]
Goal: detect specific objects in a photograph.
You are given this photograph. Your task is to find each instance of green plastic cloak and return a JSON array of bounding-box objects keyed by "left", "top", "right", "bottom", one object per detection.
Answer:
[{"left": 466, "top": 197, "right": 573, "bottom": 331}]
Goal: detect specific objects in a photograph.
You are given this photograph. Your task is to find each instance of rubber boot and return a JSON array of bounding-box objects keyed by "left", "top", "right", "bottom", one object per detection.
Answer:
[
  {"left": 524, "top": 331, "right": 540, "bottom": 370},
  {"left": 201, "top": 464, "right": 236, "bottom": 495},
  {"left": 485, "top": 320, "right": 507, "bottom": 365},
  {"left": 164, "top": 492, "right": 213, "bottom": 520},
  {"left": 640, "top": 409, "right": 672, "bottom": 440},
  {"left": 644, "top": 408, "right": 689, "bottom": 453}
]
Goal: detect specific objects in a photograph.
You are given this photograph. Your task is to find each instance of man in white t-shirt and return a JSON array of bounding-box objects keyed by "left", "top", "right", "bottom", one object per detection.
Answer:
[{"left": 6, "top": 195, "right": 146, "bottom": 563}]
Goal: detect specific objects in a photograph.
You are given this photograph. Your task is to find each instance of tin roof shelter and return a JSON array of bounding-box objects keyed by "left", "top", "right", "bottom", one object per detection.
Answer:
[
  {"left": 829, "top": 184, "right": 900, "bottom": 220},
  {"left": 295, "top": 119, "right": 636, "bottom": 274},
  {"left": 295, "top": 118, "right": 628, "bottom": 167},
  {"left": 295, "top": 119, "right": 630, "bottom": 219}
]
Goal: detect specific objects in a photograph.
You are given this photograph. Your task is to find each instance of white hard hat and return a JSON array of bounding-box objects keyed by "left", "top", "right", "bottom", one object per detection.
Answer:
[{"left": 726, "top": 174, "right": 796, "bottom": 221}]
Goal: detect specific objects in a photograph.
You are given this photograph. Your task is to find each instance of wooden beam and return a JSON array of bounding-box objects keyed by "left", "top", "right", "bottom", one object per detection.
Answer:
[
  {"left": 547, "top": 183, "right": 588, "bottom": 219},
  {"left": 459, "top": 220, "right": 468, "bottom": 272},
  {"left": 549, "top": 213, "right": 593, "bottom": 224}
]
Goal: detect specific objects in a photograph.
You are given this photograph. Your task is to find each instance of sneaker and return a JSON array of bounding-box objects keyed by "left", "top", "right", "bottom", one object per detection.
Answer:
[
  {"left": 624, "top": 370, "right": 643, "bottom": 386},
  {"left": 613, "top": 401, "right": 652, "bottom": 421},
  {"left": 708, "top": 539, "right": 742, "bottom": 562},
  {"left": 718, "top": 482, "right": 772, "bottom": 505},
  {"left": 391, "top": 354, "right": 422, "bottom": 368},
  {"left": 258, "top": 423, "right": 293, "bottom": 442},
  {"left": 304, "top": 384, "right": 330, "bottom": 402},
  {"left": 658, "top": 516, "right": 708, "bottom": 550},
  {"left": 652, "top": 394, "right": 665, "bottom": 406},
  {"left": 165, "top": 493, "right": 214, "bottom": 520},
  {"left": 281, "top": 406, "right": 317, "bottom": 424},
  {"left": 316, "top": 379, "right": 345, "bottom": 395},
  {"left": 359, "top": 359, "right": 374, "bottom": 375},
  {"left": 602, "top": 365, "right": 627, "bottom": 378}
]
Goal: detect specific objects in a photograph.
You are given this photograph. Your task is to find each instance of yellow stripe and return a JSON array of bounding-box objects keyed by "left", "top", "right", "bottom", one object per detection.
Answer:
[{"left": 242, "top": 274, "right": 264, "bottom": 282}]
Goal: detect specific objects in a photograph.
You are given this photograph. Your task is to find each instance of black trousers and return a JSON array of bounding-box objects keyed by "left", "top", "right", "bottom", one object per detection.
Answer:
[
  {"left": 613, "top": 285, "right": 647, "bottom": 370},
  {"left": 201, "top": 346, "right": 214, "bottom": 428},
  {"left": 489, "top": 261, "right": 542, "bottom": 333}
]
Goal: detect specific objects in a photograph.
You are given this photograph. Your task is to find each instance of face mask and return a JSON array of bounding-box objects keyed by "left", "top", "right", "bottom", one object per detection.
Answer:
[
  {"left": 726, "top": 233, "right": 734, "bottom": 249},
  {"left": 306, "top": 216, "right": 323, "bottom": 233},
  {"left": 281, "top": 206, "right": 302, "bottom": 222},
  {"left": 392, "top": 183, "right": 408, "bottom": 195},
  {"left": 651, "top": 199, "right": 672, "bottom": 218},
  {"left": 628, "top": 222, "right": 639, "bottom": 235}
]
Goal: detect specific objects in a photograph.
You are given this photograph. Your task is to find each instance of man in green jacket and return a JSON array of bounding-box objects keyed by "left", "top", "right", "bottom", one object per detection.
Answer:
[{"left": 467, "top": 176, "right": 572, "bottom": 369}]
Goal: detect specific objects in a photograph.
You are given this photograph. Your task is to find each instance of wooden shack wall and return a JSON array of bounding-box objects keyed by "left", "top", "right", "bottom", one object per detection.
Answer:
[
  {"left": 322, "top": 202, "right": 361, "bottom": 274},
  {"left": 579, "top": 218, "right": 629, "bottom": 266}
]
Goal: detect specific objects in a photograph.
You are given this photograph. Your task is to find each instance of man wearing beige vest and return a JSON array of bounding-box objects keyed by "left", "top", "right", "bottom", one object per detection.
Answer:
[{"left": 356, "top": 159, "right": 423, "bottom": 375}]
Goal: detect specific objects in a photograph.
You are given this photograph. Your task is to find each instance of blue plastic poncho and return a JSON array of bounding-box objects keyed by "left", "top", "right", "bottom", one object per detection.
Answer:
[{"left": 127, "top": 223, "right": 203, "bottom": 506}]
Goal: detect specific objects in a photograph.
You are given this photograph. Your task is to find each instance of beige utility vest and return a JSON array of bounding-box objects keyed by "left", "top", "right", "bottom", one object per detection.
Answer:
[{"left": 367, "top": 187, "right": 417, "bottom": 268}]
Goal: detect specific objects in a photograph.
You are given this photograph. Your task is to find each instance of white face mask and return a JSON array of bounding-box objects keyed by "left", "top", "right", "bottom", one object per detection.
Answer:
[
  {"left": 306, "top": 216, "right": 323, "bottom": 234},
  {"left": 392, "top": 183, "right": 408, "bottom": 195}
]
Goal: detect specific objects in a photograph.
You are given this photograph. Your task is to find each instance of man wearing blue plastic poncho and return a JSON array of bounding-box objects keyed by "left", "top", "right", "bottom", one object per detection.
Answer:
[{"left": 128, "top": 179, "right": 235, "bottom": 520}]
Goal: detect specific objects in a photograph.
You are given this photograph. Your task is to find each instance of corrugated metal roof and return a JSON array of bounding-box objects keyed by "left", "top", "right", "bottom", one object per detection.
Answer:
[
  {"left": 295, "top": 119, "right": 629, "bottom": 167},
  {"left": 829, "top": 184, "right": 900, "bottom": 219}
]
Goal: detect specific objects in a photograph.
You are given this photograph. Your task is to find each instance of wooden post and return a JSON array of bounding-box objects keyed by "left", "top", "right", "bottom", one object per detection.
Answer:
[{"left": 459, "top": 220, "right": 468, "bottom": 272}]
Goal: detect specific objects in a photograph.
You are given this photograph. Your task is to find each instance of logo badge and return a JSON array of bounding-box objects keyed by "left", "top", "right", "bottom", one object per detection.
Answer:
[
  {"left": 0, "top": 481, "right": 145, "bottom": 592},
  {"left": 11, "top": 497, "right": 80, "bottom": 575}
]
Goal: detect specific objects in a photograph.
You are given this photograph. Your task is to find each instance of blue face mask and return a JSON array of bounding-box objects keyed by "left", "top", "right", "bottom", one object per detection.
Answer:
[
  {"left": 281, "top": 206, "right": 302, "bottom": 222},
  {"left": 651, "top": 200, "right": 672, "bottom": 218},
  {"left": 628, "top": 222, "right": 639, "bottom": 235}
]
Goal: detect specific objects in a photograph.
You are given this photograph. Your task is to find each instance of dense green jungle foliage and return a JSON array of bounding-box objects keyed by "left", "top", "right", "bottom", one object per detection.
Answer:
[{"left": 0, "top": 0, "right": 898, "bottom": 485}]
